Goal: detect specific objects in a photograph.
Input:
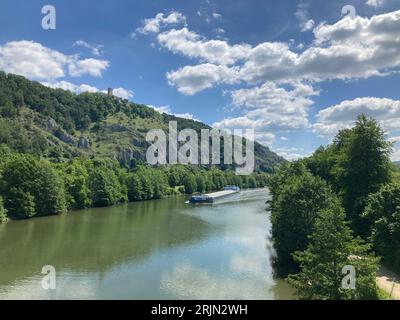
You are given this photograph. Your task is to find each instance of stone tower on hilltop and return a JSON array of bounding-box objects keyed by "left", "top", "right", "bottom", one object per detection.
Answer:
[{"left": 107, "top": 88, "right": 113, "bottom": 97}]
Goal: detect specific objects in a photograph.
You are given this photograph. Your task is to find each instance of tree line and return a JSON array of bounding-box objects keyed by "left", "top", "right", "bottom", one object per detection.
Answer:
[
  {"left": 0, "top": 145, "right": 269, "bottom": 222},
  {"left": 268, "top": 114, "right": 399, "bottom": 300}
]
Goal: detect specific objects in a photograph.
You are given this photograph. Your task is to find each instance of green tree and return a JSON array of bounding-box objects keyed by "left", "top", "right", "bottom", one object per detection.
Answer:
[
  {"left": 195, "top": 174, "right": 206, "bottom": 193},
  {"left": 138, "top": 169, "right": 154, "bottom": 200},
  {"left": 363, "top": 183, "right": 400, "bottom": 272},
  {"left": 1, "top": 155, "right": 65, "bottom": 218},
  {"left": 90, "top": 168, "right": 120, "bottom": 207},
  {"left": 288, "top": 205, "right": 380, "bottom": 300},
  {"left": 127, "top": 173, "right": 143, "bottom": 201},
  {"left": 88, "top": 158, "right": 127, "bottom": 207},
  {"left": 183, "top": 174, "right": 197, "bottom": 194},
  {"left": 34, "top": 162, "right": 66, "bottom": 215},
  {"left": 5, "top": 187, "right": 36, "bottom": 219},
  {"left": 151, "top": 169, "right": 168, "bottom": 199},
  {"left": 270, "top": 165, "right": 338, "bottom": 269},
  {"left": 332, "top": 114, "right": 392, "bottom": 236},
  {"left": 60, "top": 160, "right": 91, "bottom": 210}
]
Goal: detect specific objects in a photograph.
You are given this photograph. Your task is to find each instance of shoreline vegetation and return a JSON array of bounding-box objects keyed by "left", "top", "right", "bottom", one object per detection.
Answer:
[
  {"left": 267, "top": 114, "right": 400, "bottom": 300},
  {"left": 0, "top": 150, "right": 269, "bottom": 222}
]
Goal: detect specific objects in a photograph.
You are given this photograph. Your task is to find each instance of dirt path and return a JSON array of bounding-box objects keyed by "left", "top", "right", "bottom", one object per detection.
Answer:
[{"left": 376, "top": 266, "right": 400, "bottom": 300}]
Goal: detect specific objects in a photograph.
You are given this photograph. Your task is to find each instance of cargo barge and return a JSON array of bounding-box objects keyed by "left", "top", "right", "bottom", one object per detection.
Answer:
[{"left": 188, "top": 186, "right": 240, "bottom": 204}]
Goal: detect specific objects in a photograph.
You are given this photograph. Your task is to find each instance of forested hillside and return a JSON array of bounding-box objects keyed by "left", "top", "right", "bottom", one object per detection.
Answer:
[
  {"left": 0, "top": 71, "right": 281, "bottom": 222},
  {"left": 0, "top": 71, "right": 285, "bottom": 171}
]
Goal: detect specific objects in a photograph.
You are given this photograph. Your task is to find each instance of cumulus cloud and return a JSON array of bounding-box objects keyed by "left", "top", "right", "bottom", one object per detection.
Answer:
[
  {"left": 242, "top": 10, "right": 400, "bottom": 84},
  {"left": 158, "top": 28, "right": 251, "bottom": 65},
  {"left": 68, "top": 58, "right": 109, "bottom": 77},
  {"left": 0, "top": 40, "right": 109, "bottom": 81},
  {"left": 108, "top": 87, "right": 134, "bottom": 99},
  {"left": 137, "top": 12, "right": 186, "bottom": 34},
  {"left": 138, "top": 8, "right": 400, "bottom": 150},
  {"left": 214, "top": 82, "right": 317, "bottom": 134},
  {"left": 42, "top": 81, "right": 99, "bottom": 93},
  {"left": 314, "top": 97, "right": 400, "bottom": 136},
  {"left": 166, "top": 63, "right": 239, "bottom": 95},
  {"left": 154, "top": 9, "right": 400, "bottom": 95},
  {"left": 42, "top": 81, "right": 134, "bottom": 99}
]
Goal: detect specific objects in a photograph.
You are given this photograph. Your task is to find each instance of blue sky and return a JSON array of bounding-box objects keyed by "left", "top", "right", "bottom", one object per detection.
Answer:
[{"left": 1, "top": 0, "right": 400, "bottom": 160}]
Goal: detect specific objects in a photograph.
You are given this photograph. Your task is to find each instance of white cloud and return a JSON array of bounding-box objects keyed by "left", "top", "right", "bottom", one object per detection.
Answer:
[
  {"left": 166, "top": 63, "right": 239, "bottom": 95},
  {"left": 314, "top": 97, "right": 400, "bottom": 136},
  {"left": 42, "top": 81, "right": 134, "bottom": 99},
  {"left": 148, "top": 104, "right": 200, "bottom": 121},
  {"left": 295, "top": 1, "right": 314, "bottom": 32},
  {"left": 389, "top": 136, "right": 400, "bottom": 143},
  {"left": 212, "top": 13, "right": 222, "bottom": 20},
  {"left": 366, "top": 0, "right": 386, "bottom": 8},
  {"left": 302, "top": 19, "right": 315, "bottom": 31},
  {"left": 158, "top": 28, "right": 251, "bottom": 65},
  {"left": 137, "top": 12, "right": 186, "bottom": 34},
  {"left": 73, "top": 40, "right": 104, "bottom": 56},
  {"left": 0, "top": 40, "right": 109, "bottom": 81},
  {"left": 388, "top": 136, "right": 400, "bottom": 161},
  {"left": 155, "top": 10, "right": 400, "bottom": 95},
  {"left": 68, "top": 58, "right": 109, "bottom": 77},
  {"left": 108, "top": 87, "right": 134, "bottom": 99},
  {"left": 241, "top": 10, "right": 400, "bottom": 85},
  {"left": 392, "top": 146, "right": 400, "bottom": 161},
  {"left": 197, "top": 1, "right": 223, "bottom": 24},
  {"left": 214, "top": 82, "right": 317, "bottom": 132},
  {"left": 254, "top": 132, "right": 276, "bottom": 146},
  {"left": 43, "top": 81, "right": 100, "bottom": 94},
  {"left": 174, "top": 113, "right": 200, "bottom": 121},
  {"left": 138, "top": 8, "right": 400, "bottom": 150},
  {"left": 148, "top": 104, "right": 171, "bottom": 113},
  {"left": 238, "top": 42, "right": 299, "bottom": 84},
  {"left": 0, "top": 40, "right": 67, "bottom": 79},
  {"left": 273, "top": 147, "right": 310, "bottom": 161}
]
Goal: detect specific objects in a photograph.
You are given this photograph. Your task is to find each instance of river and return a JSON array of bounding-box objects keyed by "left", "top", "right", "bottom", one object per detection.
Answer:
[{"left": 0, "top": 188, "right": 293, "bottom": 299}]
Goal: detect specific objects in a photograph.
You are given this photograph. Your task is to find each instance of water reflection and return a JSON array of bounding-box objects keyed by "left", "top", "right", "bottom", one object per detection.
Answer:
[{"left": 0, "top": 189, "right": 293, "bottom": 299}]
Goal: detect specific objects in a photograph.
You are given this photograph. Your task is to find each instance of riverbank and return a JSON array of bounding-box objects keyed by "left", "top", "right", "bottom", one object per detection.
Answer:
[{"left": 377, "top": 267, "right": 400, "bottom": 300}]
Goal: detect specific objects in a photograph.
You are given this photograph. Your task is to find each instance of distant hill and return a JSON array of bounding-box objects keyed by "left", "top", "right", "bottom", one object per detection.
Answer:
[
  {"left": 0, "top": 71, "right": 285, "bottom": 172},
  {"left": 394, "top": 161, "right": 400, "bottom": 167}
]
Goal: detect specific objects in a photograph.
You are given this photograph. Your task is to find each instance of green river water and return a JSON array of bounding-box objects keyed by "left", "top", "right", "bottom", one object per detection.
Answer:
[{"left": 0, "top": 188, "right": 293, "bottom": 299}]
